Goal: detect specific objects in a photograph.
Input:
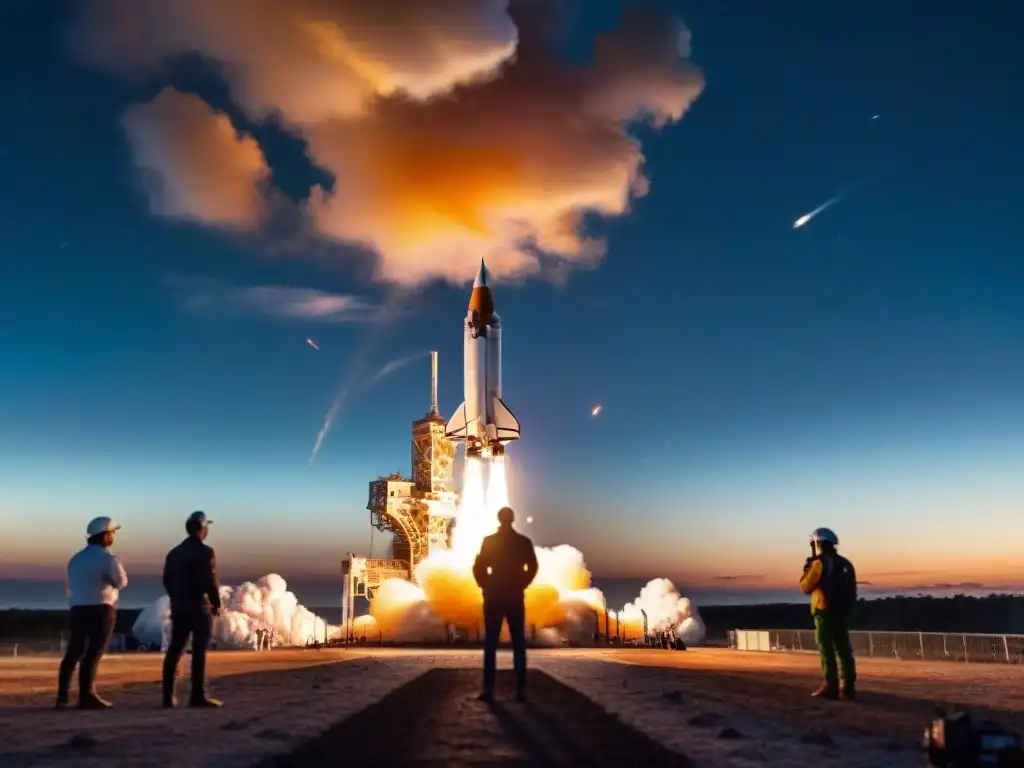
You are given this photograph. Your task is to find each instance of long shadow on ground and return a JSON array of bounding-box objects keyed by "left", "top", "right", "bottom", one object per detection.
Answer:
[
  {"left": 265, "top": 669, "right": 692, "bottom": 767},
  {"left": 616, "top": 663, "right": 1024, "bottom": 747}
]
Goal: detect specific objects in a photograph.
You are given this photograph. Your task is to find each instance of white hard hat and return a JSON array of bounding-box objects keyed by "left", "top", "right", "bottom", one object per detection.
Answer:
[
  {"left": 86, "top": 517, "right": 121, "bottom": 538},
  {"left": 811, "top": 527, "right": 838, "bottom": 546}
]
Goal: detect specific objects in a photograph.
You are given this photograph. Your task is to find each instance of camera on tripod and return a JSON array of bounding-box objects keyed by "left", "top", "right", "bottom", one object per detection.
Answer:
[{"left": 924, "top": 710, "right": 1024, "bottom": 767}]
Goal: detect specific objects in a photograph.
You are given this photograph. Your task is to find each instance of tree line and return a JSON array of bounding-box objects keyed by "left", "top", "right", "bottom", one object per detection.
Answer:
[{"left": 5, "top": 594, "right": 1024, "bottom": 641}]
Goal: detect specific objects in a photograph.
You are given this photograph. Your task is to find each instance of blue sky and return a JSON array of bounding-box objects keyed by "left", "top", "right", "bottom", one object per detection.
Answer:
[{"left": 1, "top": 1, "right": 1022, "bottom": 596}]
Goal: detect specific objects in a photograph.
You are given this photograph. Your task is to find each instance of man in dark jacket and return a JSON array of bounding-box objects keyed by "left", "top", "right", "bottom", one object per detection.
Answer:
[
  {"left": 161, "top": 511, "right": 223, "bottom": 708},
  {"left": 473, "top": 506, "right": 539, "bottom": 702}
]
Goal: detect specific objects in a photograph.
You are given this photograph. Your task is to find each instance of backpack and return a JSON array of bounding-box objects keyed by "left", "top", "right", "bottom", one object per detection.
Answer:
[{"left": 822, "top": 554, "right": 857, "bottom": 614}]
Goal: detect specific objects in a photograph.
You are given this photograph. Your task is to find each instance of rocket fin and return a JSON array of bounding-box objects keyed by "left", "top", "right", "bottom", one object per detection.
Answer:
[
  {"left": 445, "top": 402, "right": 469, "bottom": 440},
  {"left": 492, "top": 396, "right": 521, "bottom": 442}
]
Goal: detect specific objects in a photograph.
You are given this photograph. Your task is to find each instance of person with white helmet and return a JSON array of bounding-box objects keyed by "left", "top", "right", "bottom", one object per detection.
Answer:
[
  {"left": 800, "top": 527, "right": 858, "bottom": 700},
  {"left": 56, "top": 516, "right": 128, "bottom": 709}
]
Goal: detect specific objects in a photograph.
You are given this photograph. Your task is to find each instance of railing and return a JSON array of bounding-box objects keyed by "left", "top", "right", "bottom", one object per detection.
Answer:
[
  {"left": 728, "top": 628, "right": 1024, "bottom": 664},
  {"left": 0, "top": 639, "right": 66, "bottom": 658}
]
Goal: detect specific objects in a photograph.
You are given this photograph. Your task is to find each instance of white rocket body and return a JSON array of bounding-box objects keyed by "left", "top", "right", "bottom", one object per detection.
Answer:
[{"left": 445, "top": 260, "right": 520, "bottom": 456}]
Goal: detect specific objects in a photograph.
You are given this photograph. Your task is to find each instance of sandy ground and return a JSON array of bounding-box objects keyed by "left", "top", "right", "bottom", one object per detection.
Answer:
[
  {"left": 538, "top": 648, "right": 1024, "bottom": 767},
  {"left": 2, "top": 647, "right": 1023, "bottom": 766}
]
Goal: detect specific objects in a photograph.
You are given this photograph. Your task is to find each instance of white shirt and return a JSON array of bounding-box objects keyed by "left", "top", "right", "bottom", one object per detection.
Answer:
[{"left": 66, "top": 543, "right": 128, "bottom": 607}]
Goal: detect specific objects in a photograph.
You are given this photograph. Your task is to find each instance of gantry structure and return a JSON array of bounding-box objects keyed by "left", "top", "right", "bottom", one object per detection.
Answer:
[{"left": 365, "top": 351, "right": 457, "bottom": 576}]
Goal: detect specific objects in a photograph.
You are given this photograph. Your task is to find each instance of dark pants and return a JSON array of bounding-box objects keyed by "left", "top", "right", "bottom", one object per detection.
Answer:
[
  {"left": 58, "top": 604, "right": 116, "bottom": 703},
  {"left": 814, "top": 611, "right": 856, "bottom": 688},
  {"left": 162, "top": 605, "right": 213, "bottom": 703},
  {"left": 482, "top": 595, "right": 527, "bottom": 695}
]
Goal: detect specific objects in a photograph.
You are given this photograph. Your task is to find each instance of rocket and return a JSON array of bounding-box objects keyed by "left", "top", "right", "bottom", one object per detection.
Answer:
[{"left": 445, "top": 259, "right": 521, "bottom": 457}]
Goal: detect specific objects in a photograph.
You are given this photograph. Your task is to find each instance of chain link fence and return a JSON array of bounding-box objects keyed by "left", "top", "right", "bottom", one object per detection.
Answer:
[{"left": 728, "top": 628, "right": 1024, "bottom": 664}]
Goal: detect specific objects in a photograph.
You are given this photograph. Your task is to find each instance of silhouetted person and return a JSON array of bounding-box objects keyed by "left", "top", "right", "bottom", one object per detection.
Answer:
[
  {"left": 473, "top": 506, "right": 539, "bottom": 702},
  {"left": 800, "top": 527, "right": 858, "bottom": 700},
  {"left": 57, "top": 517, "right": 128, "bottom": 709},
  {"left": 161, "top": 511, "right": 223, "bottom": 708}
]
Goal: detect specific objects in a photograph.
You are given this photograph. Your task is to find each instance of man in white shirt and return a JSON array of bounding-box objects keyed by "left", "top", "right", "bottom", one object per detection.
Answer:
[{"left": 57, "top": 517, "right": 128, "bottom": 709}]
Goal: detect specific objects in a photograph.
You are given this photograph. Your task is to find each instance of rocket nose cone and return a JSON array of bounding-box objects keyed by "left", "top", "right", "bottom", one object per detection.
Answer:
[{"left": 473, "top": 259, "right": 489, "bottom": 288}]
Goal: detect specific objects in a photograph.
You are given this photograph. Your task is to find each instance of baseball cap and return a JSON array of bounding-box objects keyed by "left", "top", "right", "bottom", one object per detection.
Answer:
[
  {"left": 187, "top": 510, "right": 213, "bottom": 529},
  {"left": 86, "top": 517, "right": 120, "bottom": 538}
]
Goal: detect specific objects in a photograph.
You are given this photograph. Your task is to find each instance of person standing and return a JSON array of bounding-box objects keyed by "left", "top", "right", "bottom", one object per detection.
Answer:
[
  {"left": 57, "top": 517, "right": 128, "bottom": 709},
  {"left": 473, "top": 506, "right": 539, "bottom": 703},
  {"left": 161, "top": 511, "right": 223, "bottom": 708},
  {"left": 800, "top": 527, "right": 858, "bottom": 700}
]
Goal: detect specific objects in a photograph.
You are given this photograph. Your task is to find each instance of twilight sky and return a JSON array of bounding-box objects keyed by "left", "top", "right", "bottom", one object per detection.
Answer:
[{"left": 2, "top": 1, "right": 1022, "bottom": 599}]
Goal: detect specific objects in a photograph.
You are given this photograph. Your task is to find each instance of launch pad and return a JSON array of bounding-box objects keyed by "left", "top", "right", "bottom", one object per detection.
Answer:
[{"left": 341, "top": 352, "right": 459, "bottom": 638}]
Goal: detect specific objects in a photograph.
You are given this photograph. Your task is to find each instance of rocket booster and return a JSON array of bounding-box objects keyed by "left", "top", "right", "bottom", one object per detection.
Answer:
[{"left": 445, "top": 259, "right": 521, "bottom": 457}]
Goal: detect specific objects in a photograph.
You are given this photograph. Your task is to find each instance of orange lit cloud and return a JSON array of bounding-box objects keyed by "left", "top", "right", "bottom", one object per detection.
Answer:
[
  {"left": 75, "top": 1, "right": 705, "bottom": 284},
  {"left": 121, "top": 88, "right": 269, "bottom": 228}
]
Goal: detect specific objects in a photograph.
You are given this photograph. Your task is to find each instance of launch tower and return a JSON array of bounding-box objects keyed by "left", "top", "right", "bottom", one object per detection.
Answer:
[
  {"left": 342, "top": 352, "right": 458, "bottom": 639},
  {"left": 365, "top": 351, "right": 457, "bottom": 575}
]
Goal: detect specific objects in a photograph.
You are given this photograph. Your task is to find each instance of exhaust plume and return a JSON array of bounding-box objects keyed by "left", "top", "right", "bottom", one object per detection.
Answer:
[{"left": 73, "top": 0, "right": 705, "bottom": 284}]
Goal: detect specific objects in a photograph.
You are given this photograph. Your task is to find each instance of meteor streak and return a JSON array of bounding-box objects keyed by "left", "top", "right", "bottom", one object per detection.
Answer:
[
  {"left": 793, "top": 175, "right": 876, "bottom": 230},
  {"left": 306, "top": 337, "right": 320, "bottom": 351},
  {"left": 793, "top": 192, "right": 846, "bottom": 229}
]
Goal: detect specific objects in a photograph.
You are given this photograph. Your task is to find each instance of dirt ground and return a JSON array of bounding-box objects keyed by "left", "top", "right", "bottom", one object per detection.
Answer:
[
  {"left": 593, "top": 647, "right": 1024, "bottom": 728},
  {"left": 2, "top": 647, "right": 1023, "bottom": 766},
  {"left": 0, "top": 649, "right": 369, "bottom": 703},
  {"left": 267, "top": 668, "right": 692, "bottom": 767}
]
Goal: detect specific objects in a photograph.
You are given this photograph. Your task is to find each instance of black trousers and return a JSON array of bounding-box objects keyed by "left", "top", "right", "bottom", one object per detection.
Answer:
[
  {"left": 482, "top": 595, "right": 527, "bottom": 695},
  {"left": 162, "top": 606, "right": 213, "bottom": 702},
  {"left": 58, "top": 604, "right": 116, "bottom": 702}
]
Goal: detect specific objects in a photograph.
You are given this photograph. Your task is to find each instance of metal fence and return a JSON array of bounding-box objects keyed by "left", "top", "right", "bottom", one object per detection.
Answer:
[
  {"left": 0, "top": 639, "right": 66, "bottom": 658},
  {"left": 728, "top": 628, "right": 1024, "bottom": 664}
]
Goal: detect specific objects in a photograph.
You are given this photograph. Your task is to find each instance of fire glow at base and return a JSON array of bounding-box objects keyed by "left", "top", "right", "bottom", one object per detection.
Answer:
[{"left": 365, "top": 453, "right": 706, "bottom": 646}]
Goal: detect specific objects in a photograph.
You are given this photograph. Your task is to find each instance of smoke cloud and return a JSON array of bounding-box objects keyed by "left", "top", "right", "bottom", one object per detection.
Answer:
[
  {"left": 167, "top": 276, "right": 375, "bottom": 322},
  {"left": 121, "top": 88, "right": 270, "bottom": 228},
  {"left": 132, "top": 574, "right": 336, "bottom": 649},
  {"left": 73, "top": 0, "right": 705, "bottom": 284}
]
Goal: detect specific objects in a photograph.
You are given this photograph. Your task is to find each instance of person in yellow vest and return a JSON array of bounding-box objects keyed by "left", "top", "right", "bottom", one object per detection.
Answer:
[{"left": 800, "top": 527, "right": 857, "bottom": 700}]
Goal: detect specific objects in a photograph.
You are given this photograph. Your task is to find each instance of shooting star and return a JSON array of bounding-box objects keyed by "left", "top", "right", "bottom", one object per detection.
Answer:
[
  {"left": 793, "top": 191, "right": 848, "bottom": 229},
  {"left": 306, "top": 337, "right": 320, "bottom": 351},
  {"left": 591, "top": 404, "right": 603, "bottom": 417}
]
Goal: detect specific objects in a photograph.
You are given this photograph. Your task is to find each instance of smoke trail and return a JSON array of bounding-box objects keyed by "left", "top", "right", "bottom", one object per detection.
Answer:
[
  {"left": 308, "top": 288, "right": 413, "bottom": 465},
  {"left": 309, "top": 348, "right": 427, "bottom": 464},
  {"left": 361, "top": 350, "right": 428, "bottom": 389}
]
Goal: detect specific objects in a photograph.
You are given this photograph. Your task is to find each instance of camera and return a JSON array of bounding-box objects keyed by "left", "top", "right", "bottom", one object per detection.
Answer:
[{"left": 924, "top": 711, "right": 1024, "bottom": 767}]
